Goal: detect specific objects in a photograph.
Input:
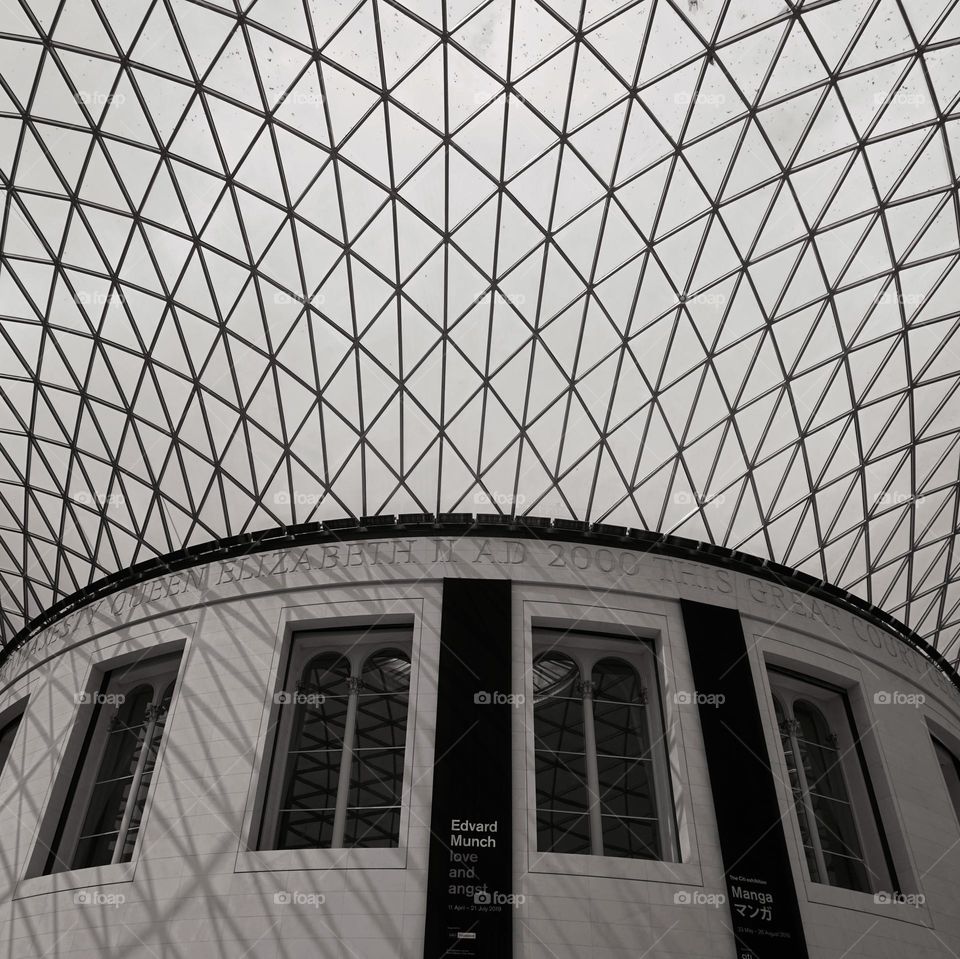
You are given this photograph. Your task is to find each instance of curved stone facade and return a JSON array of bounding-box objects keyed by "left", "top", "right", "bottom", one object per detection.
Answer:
[{"left": 0, "top": 534, "right": 957, "bottom": 958}]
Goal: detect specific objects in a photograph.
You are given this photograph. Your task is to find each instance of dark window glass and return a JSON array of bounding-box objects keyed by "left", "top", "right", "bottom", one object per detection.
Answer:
[
  {"left": 276, "top": 653, "right": 350, "bottom": 850},
  {"left": 347, "top": 649, "right": 409, "bottom": 848},
  {"left": 534, "top": 653, "right": 589, "bottom": 854},
  {"left": 534, "top": 650, "right": 666, "bottom": 861},
  {"left": 0, "top": 712, "right": 23, "bottom": 777},
  {"left": 774, "top": 692, "right": 870, "bottom": 893},
  {"left": 40, "top": 654, "right": 181, "bottom": 876},
  {"left": 72, "top": 677, "right": 175, "bottom": 870},
  {"left": 592, "top": 658, "right": 660, "bottom": 860},
  {"left": 933, "top": 738, "right": 960, "bottom": 825},
  {"left": 271, "top": 644, "right": 410, "bottom": 851}
]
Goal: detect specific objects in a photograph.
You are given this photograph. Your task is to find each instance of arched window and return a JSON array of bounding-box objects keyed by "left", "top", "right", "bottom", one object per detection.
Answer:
[
  {"left": 792, "top": 701, "right": 868, "bottom": 892},
  {"left": 262, "top": 630, "right": 412, "bottom": 851},
  {"left": 275, "top": 653, "right": 352, "bottom": 849},
  {"left": 774, "top": 695, "right": 822, "bottom": 884},
  {"left": 769, "top": 671, "right": 888, "bottom": 894},
  {"left": 533, "top": 635, "right": 675, "bottom": 862},
  {"left": 348, "top": 649, "right": 410, "bottom": 847},
  {"left": 39, "top": 651, "right": 183, "bottom": 876},
  {"left": 591, "top": 658, "right": 660, "bottom": 860},
  {"left": 533, "top": 652, "right": 590, "bottom": 855},
  {"left": 72, "top": 679, "right": 175, "bottom": 870}
]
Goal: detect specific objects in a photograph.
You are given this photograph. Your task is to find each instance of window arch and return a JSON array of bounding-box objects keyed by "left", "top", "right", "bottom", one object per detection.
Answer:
[
  {"left": 275, "top": 653, "right": 352, "bottom": 849},
  {"left": 591, "top": 658, "right": 660, "bottom": 860},
  {"left": 72, "top": 681, "right": 173, "bottom": 870},
  {"left": 790, "top": 700, "right": 868, "bottom": 892},
  {"left": 769, "top": 673, "right": 884, "bottom": 894},
  {"left": 532, "top": 634, "right": 676, "bottom": 862},
  {"left": 348, "top": 649, "right": 410, "bottom": 847},
  {"left": 262, "top": 629, "right": 412, "bottom": 851},
  {"left": 39, "top": 650, "right": 183, "bottom": 876},
  {"left": 533, "top": 652, "right": 590, "bottom": 855}
]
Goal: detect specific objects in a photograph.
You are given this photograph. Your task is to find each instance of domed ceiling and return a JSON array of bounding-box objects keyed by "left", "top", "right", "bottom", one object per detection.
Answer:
[{"left": 2, "top": 0, "right": 960, "bottom": 663}]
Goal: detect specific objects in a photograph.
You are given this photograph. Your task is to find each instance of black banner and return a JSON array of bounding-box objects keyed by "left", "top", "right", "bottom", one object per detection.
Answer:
[
  {"left": 680, "top": 600, "right": 809, "bottom": 959},
  {"left": 424, "top": 578, "right": 514, "bottom": 959}
]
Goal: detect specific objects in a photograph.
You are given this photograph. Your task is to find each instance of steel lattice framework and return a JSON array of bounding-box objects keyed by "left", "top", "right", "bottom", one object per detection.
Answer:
[{"left": 3, "top": 0, "right": 960, "bottom": 663}]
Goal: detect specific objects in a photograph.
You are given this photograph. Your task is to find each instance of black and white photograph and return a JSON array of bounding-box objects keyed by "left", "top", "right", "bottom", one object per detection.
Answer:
[{"left": 1, "top": 0, "right": 959, "bottom": 956}]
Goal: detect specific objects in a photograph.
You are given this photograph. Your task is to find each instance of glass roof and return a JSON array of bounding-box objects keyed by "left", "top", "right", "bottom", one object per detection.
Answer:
[{"left": 2, "top": 0, "right": 960, "bottom": 664}]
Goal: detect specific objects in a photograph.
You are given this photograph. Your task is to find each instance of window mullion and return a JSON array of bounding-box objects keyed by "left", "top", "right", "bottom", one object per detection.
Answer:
[
  {"left": 331, "top": 675, "right": 362, "bottom": 847},
  {"left": 579, "top": 676, "right": 604, "bottom": 857},
  {"left": 787, "top": 714, "right": 828, "bottom": 883},
  {"left": 110, "top": 697, "right": 161, "bottom": 865}
]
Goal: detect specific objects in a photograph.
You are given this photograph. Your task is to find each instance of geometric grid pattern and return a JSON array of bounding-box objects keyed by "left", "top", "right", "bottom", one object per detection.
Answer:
[{"left": 3, "top": 1, "right": 960, "bottom": 663}]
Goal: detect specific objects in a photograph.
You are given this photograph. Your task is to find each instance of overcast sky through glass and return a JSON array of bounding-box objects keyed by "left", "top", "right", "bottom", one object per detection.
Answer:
[{"left": 1, "top": 0, "right": 960, "bottom": 664}]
